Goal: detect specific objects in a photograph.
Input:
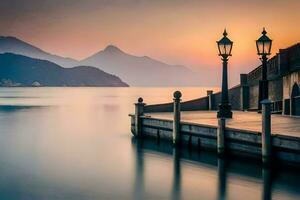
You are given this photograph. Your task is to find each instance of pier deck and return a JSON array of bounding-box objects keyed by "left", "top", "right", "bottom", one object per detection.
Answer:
[
  {"left": 148, "top": 111, "right": 300, "bottom": 138},
  {"left": 130, "top": 110, "right": 300, "bottom": 164}
]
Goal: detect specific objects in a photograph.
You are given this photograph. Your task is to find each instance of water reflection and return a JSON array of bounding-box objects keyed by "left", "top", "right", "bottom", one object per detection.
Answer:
[
  {"left": 262, "top": 167, "right": 272, "bottom": 200},
  {"left": 171, "top": 147, "right": 181, "bottom": 200},
  {"left": 132, "top": 138, "right": 300, "bottom": 200},
  {"left": 217, "top": 158, "right": 227, "bottom": 200},
  {"left": 0, "top": 88, "right": 298, "bottom": 199},
  {"left": 0, "top": 105, "right": 47, "bottom": 112},
  {"left": 132, "top": 139, "right": 145, "bottom": 200}
]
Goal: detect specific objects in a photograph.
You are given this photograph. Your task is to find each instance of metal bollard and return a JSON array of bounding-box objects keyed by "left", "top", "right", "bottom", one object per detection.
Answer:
[
  {"left": 135, "top": 97, "right": 145, "bottom": 137},
  {"left": 261, "top": 99, "right": 272, "bottom": 164},
  {"left": 173, "top": 91, "right": 182, "bottom": 146},
  {"left": 217, "top": 118, "right": 226, "bottom": 155}
]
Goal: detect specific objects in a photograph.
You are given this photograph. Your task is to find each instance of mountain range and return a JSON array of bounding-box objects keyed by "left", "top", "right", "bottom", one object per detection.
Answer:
[
  {"left": 81, "top": 45, "right": 202, "bottom": 86},
  {"left": 0, "top": 36, "right": 77, "bottom": 67},
  {"left": 0, "top": 53, "right": 128, "bottom": 87},
  {"left": 0, "top": 36, "right": 205, "bottom": 86}
]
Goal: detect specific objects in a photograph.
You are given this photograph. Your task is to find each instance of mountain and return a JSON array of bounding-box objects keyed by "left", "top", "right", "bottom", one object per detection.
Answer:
[
  {"left": 0, "top": 36, "right": 210, "bottom": 86},
  {"left": 0, "top": 53, "right": 128, "bottom": 87},
  {"left": 0, "top": 36, "right": 77, "bottom": 67},
  {"left": 81, "top": 45, "right": 203, "bottom": 86}
]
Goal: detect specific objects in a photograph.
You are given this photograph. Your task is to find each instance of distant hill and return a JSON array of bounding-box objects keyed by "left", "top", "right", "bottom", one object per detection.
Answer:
[
  {"left": 0, "top": 36, "right": 210, "bottom": 86},
  {"left": 0, "top": 53, "right": 128, "bottom": 87},
  {"left": 81, "top": 45, "right": 204, "bottom": 86},
  {"left": 0, "top": 36, "right": 77, "bottom": 67}
]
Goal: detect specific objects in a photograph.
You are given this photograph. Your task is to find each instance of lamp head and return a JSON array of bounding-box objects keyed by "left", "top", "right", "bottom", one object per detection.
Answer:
[{"left": 217, "top": 29, "right": 233, "bottom": 59}]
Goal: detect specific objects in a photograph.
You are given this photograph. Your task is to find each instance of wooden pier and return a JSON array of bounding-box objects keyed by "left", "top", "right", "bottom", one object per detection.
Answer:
[{"left": 130, "top": 94, "right": 300, "bottom": 166}]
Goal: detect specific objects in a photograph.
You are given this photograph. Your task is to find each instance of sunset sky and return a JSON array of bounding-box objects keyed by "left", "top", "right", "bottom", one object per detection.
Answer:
[{"left": 0, "top": 0, "right": 300, "bottom": 85}]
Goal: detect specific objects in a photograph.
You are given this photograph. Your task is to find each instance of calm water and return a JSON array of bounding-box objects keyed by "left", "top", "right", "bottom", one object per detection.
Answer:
[{"left": 0, "top": 87, "right": 299, "bottom": 200}]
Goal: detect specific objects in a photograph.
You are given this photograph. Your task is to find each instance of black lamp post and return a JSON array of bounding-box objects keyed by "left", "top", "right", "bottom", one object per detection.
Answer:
[
  {"left": 217, "top": 29, "right": 233, "bottom": 118},
  {"left": 256, "top": 28, "right": 272, "bottom": 110}
]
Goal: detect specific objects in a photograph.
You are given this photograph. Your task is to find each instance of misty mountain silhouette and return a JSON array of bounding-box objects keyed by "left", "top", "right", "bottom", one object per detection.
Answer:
[
  {"left": 81, "top": 45, "right": 202, "bottom": 86},
  {"left": 0, "top": 36, "right": 206, "bottom": 86},
  {"left": 0, "top": 53, "right": 128, "bottom": 87},
  {"left": 0, "top": 36, "right": 78, "bottom": 67}
]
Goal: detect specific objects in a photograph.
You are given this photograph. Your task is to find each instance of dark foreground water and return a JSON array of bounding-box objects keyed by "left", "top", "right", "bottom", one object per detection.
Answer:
[{"left": 0, "top": 87, "right": 299, "bottom": 200}]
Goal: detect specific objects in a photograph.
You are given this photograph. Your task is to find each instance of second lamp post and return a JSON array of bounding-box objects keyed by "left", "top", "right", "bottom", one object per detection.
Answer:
[
  {"left": 217, "top": 29, "right": 233, "bottom": 118},
  {"left": 256, "top": 28, "right": 272, "bottom": 110}
]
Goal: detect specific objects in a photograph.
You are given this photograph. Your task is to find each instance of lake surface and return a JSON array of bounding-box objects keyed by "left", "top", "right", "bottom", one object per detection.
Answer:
[{"left": 0, "top": 87, "right": 299, "bottom": 200}]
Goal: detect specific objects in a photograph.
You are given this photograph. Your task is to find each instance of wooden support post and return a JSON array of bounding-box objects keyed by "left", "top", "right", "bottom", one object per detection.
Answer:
[
  {"left": 173, "top": 91, "right": 182, "bottom": 146},
  {"left": 261, "top": 99, "right": 272, "bottom": 164},
  {"left": 217, "top": 118, "right": 226, "bottom": 155},
  {"left": 207, "top": 90, "right": 214, "bottom": 110},
  {"left": 135, "top": 97, "right": 145, "bottom": 137}
]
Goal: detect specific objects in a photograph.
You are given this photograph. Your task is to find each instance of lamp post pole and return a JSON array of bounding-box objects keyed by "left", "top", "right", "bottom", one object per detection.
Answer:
[
  {"left": 221, "top": 57, "right": 229, "bottom": 107},
  {"left": 259, "top": 55, "right": 269, "bottom": 110},
  {"left": 217, "top": 57, "right": 232, "bottom": 118},
  {"left": 217, "top": 30, "right": 233, "bottom": 119}
]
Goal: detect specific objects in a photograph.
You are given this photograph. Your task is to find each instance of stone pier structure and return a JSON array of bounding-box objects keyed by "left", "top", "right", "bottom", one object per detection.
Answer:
[
  {"left": 129, "top": 111, "right": 300, "bottom": 165},
  {"left": 130, "top": 42, "right": 300, "bottom": 166}
]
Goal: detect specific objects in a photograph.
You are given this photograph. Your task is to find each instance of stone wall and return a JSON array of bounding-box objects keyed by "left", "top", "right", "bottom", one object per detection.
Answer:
[
  {"left": 144, "top": 102, "right": 173, "bottom": 113},
  {"left": 283, "top": 71, "right": 300, "bottom": 99},
  {"left": 144, "top": 96, "right": 209, "bottom": 113},
  {"left": 279, "top": 43, "right": 300, "bottom": 74},
  {"left": 269, "top": 79, "right": 283, "bottom": 102},
  {"left": 249, "top": 84, "right": 259, "bottom": 109},
  {"left": 248, "top": 79, "right": 283, "bottom": 110},
  {"left": 228, "top": 85, "right": 241, "bottom": 110},
  {"left": 212, "top": 92, "right": 221, "bottom": 110},
  {"left": 212, "top": 86, "right": 241, "bottom": 110}
]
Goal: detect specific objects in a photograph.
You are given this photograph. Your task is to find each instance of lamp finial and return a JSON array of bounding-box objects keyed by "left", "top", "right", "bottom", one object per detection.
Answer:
[
  {"left": 223, "top": 28, "right": 228, "bottom": 37},
  {"left": 262, "top": 27, "right": 267, "bottom": 35}
]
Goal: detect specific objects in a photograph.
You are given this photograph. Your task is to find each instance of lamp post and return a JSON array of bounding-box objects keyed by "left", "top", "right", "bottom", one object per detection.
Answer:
[
  {"left": 217, "top": 29, "right": 233, "bottom": 119},
  {"left": 256, "top": 28, "right": 272, "bottom": 110}
]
